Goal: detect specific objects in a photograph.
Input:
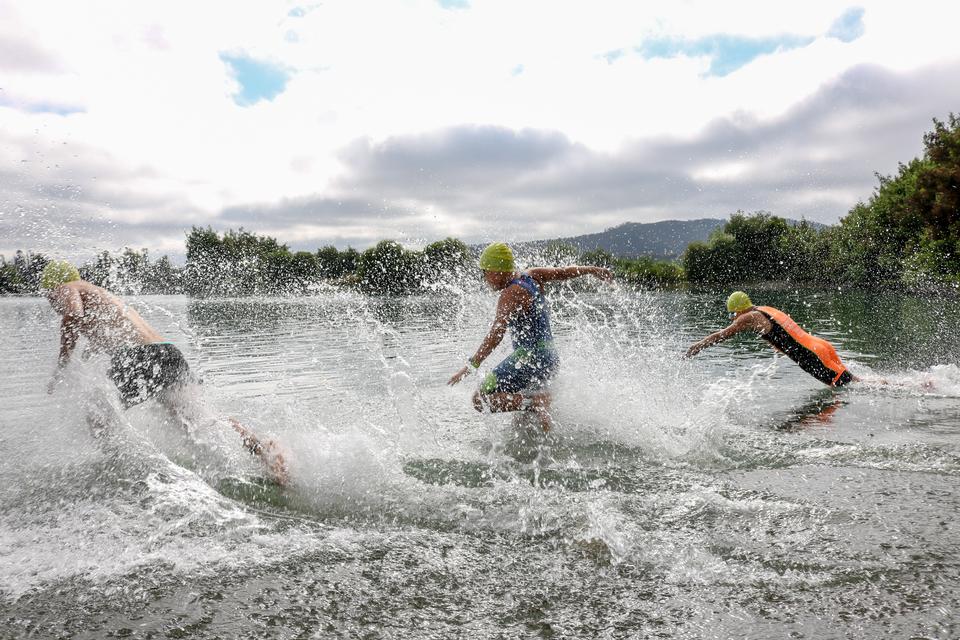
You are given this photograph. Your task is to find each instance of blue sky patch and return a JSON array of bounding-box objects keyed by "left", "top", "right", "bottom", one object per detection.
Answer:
[
  {"left": 511, "top": 64, "right": 524, "bottom": 76},
  {"left": 438, "top": 0, "right": 470, "bottom": 9},
  {"left": 220, "top": 53, "right": 291, "bottom": 106},
  {"left": 0, "top": 94, "right": 84, "bottom": 116},
  {"left": 600, "top": 49, "right": 625, "bottom": 64},
  {"left": 26, "top": 101, "right": 84, "bottom": 116},
  {"left": 637, "top": 34, "right": 815, "bottom": 76},
  {"left": 288, "top": 7, "right": 306, "bottom": 18},
  {"left": 827, "top": 7, "right": 866, "bottom": 43}
]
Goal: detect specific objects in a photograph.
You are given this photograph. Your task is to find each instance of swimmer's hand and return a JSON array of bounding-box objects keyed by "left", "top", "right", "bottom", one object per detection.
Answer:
[
  {"left": 684, "top": 342, "right": 704, "bottom": 358},
  {"left": 46, "top": 369, "right": 64, "bottom": 394},
  {"left": 448, "top": 366, "right": 471, "bottom": 386},
  {"left": 592, "top": 267, "right": 614, "bottom": 282}
]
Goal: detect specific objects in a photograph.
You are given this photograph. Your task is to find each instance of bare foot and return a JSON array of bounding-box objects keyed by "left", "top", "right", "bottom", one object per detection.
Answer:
[
  {"left": 229, "top": 418, "right": 289, "bottom": 486},
  {"left": 260, "top": 440, "right": 290, "bottom": 487}
]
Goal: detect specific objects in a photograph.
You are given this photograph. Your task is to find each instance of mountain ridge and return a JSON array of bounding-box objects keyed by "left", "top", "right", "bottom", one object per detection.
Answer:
[{"left": 515, "top": 217, "right": 825, "bottom": 260}]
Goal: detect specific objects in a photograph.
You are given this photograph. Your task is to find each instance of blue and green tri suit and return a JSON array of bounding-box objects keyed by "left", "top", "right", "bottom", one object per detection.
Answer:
[{"left": 480, "top": 273, "right": 559, "bottom": 394}]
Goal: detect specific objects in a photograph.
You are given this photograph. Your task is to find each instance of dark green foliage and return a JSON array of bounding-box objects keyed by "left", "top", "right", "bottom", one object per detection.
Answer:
[
  {"left": 79, "top": 248, "right": 182, "bottom": 294},
  {"left": 0, "top": 252, "right": 47, "bottom": 294},
  {"left": 682, "top": 211, "right": 790, "bottom": 283},
  {"left": 582, "top": 244, "right": 683, "bottom": 285},
  {"left": 541, "top": 241, "right": 581, "bottom": 266},
  {"left": 184, "top": 227, "right": 337, "bottom": 296},
  {"left": 356, "top": 240, "right": 419, "bottom": 295},
  {"left": 828, "top": 114, "right": 960, "bottom": 287},
  {"left": 778, "top": 220, "right": 832, "bottom": 284},
  {"left": 183, "top": 228, "right": 470, "bottom": 297},
  {"left": 356, "top": 237, "right": 471, "bottom": 294},
  {"left": 615, "top": 256, "right": 685, "bottom": 286},
  {"left": 316, "top": 245, "right": 352, "bottom": 279},
  {"left": 146, "top": 255, "right": 182, "bottom": 293},
  {"left": 684, "top": 115, "right": 960, "bottom": 289},
  {"left": 419, "top": 238, "right": 472, "bottom": 290},
  {"left": 185, "top": 227, "right": 288, "bottom": 296},
  {"left": 581, "top": 249, "right": 616, "bottom": 268},
  {"left": 423, "top": 238, "right": 470, "bottom": 271},
  {"left": 913, "top": 114, "right": 960, "bottom": 242},
  {"left": 0, "top": 263, "right": 26, "bottom": 294}
]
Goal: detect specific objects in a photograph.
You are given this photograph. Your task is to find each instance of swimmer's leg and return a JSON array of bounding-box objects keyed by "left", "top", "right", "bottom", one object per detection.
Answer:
[
  {"left": 472, "top": 390, "right": 554, "bottom": 433},
  {"left": 530, "top": 391, "right": 553, "bottom": 433},
  {"left": 157, "top": 387, "right": 201, "bottom": 443},
  {"left": 473, "top": 358, "right": 557, "bottom": 432},
  {"left": 85, "top": 391, "right": 120, "bottom": 441},
  {"left": 228, "top": 418, "right": 289, "bottom": 486},
  {"left": 157, "top": 385, "right": 288, "bottom": 485}
]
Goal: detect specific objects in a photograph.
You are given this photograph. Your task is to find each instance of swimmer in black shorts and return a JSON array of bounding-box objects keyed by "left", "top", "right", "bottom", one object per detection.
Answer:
[
  {"left": 108, "top": 342, "right": 192, "bottom": 409},
  {"left": 40, "top": 260, "right": 288, "bottom": 485}
]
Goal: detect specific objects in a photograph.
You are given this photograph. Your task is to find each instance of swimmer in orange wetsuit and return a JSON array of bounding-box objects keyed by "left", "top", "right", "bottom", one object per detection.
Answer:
[{"left": 685, "top": 291, "right": 855, "bottom": 387}]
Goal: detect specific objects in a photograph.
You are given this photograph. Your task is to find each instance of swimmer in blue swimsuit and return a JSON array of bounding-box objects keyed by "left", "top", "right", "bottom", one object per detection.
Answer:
[{"left": 448, "top": 243, "right": 613, "bottom": 432}]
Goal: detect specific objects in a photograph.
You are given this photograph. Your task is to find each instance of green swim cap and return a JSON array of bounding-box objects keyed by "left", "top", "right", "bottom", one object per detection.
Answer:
[
  {"left": 40, "top": 260, "right": 80, "bottom": 290},
  {"left": 726, "top": 291, "right": 753, "bottom": 313},
  {"left": 479, "top": 242, "right": 515, "bottom": 272}
]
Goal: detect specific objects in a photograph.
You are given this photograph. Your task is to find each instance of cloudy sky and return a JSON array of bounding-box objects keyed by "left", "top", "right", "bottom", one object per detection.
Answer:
[{"left": 2, "top": 0, "right": 959, "bottom": 261}]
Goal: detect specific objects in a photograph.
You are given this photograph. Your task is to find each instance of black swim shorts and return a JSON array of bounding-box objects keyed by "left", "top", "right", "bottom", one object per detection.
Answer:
[{"left": 108, "top": 343, "right": 190, "bottom": 408}]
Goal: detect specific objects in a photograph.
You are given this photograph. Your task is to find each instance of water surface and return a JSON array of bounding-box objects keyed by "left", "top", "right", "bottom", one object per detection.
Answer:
[{"left": 1, "top": 287, "right": 959, "bottom": 638}]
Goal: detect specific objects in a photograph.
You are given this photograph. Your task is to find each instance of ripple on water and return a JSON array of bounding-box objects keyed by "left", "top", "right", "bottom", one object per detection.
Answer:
[{"left": 2, "top": 291, "right": 960, "bottom": 637}]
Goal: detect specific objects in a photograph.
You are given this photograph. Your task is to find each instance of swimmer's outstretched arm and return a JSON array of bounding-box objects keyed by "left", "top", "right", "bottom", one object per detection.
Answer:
[
  {"left": 528, "top": 266, "right": 614, "bottom": 283},
  {"left": 685, "top": 312, "right": 764, "bottom": 358}
]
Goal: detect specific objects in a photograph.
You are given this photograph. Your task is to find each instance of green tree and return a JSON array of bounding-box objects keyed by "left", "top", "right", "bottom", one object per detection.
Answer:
[
  {"left": 357, "top": 240, "right": 418, "bottom": 294},
  {"left": 185, "top": 226, "right": 293, "bottom": 296},
  {"left": 582, "top": 249, "right": 616, "bottom": 268},
  {"left": 615, "top": 256, "right": 684, "bottom": 286},
  {"left": 683, "top": 212, "right": 792, "bottom": 284},
  {"left": 541, "top": 241, "right": 581, "bottom": 266},
  {"left": 420, "top": 237, "right": 471, "bottom": 284},
  {"left": 145, "top": 255, "right": 182, "bottom": 294},
  {"left": 0, "top": 263, "right": 25, "bottom": 294},
  {"left": 316, "top": 245, "right": 349, "bottom": 279}
]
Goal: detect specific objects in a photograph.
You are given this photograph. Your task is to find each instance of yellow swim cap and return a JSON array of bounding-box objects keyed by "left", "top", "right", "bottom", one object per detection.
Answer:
[
  {"left": 479, "top": 242, "right": 515, "bottom": 272},
  {"left": 726, "top": 291, "right": 753, "bottom": 313},
  {"left": 40, "top": 260, "right": 80, "bottom": 290}
]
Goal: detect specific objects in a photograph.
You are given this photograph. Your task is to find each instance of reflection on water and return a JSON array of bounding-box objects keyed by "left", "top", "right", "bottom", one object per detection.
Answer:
[
  {"left": 1, "top": 288, "right": 959, "bottom": 638},
  {"left": 769, "top": 390, "right": 846, "bottom": 432}
]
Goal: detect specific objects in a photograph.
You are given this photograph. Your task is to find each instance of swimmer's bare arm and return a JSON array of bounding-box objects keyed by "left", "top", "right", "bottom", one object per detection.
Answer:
[
  {"left": 528, "top": 266, "right": 614, "bottom": 284},
  {"left": 448, "top": 285, "right": 525, "bottom": 385},
  {"left": 685, "top": 311, "right": 768, "bottom": 358},
  {"left": 48, "top": 287, "right": 84, "bottom": 393}
]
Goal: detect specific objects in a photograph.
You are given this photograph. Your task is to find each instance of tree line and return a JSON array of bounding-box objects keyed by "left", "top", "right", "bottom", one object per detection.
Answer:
[
  {"left": 1, "top": 233, "right": 480, "bottom": 296},
  {"left": 682, "top": 114, "right": 960, "bottom": 289},
  {"left": 0, "top": 231, "right": 680, "bottom": 297},
  {"left": 183, "top": 230, "right": 473, "bottom": 296},
  {"left": 3, "top": 114, "right": 956, "bottom": 296}
]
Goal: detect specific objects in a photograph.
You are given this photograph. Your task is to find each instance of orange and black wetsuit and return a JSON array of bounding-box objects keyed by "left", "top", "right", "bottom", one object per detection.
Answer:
[{"left": 755, "top": 306, "right": 853, "bottom": 387}]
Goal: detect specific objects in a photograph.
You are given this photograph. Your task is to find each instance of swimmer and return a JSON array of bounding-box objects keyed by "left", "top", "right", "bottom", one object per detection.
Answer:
[
  {"left": 41, "top": 260, "right": 288, "bottom": 485},
  {"left": 448, "top": 242, "right": 613, "bottom": 432},
  {"left": 685, "top": 291, "right": 856, "bottom": 388}
]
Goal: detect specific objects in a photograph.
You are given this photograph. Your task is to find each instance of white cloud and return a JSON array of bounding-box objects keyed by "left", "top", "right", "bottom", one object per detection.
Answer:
[{"left": 1, "top": 0, "right": 959, "bottom": 260}]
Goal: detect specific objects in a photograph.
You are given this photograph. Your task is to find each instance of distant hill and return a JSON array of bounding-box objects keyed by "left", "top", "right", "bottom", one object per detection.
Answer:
[{"left": 517, "top": 218, "right": 825, "bottom": 260}]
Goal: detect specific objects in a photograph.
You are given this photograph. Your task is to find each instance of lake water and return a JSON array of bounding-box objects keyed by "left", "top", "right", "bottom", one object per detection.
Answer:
[{"left": 1, "top": 286, "right": 959, "bottom": 639}]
